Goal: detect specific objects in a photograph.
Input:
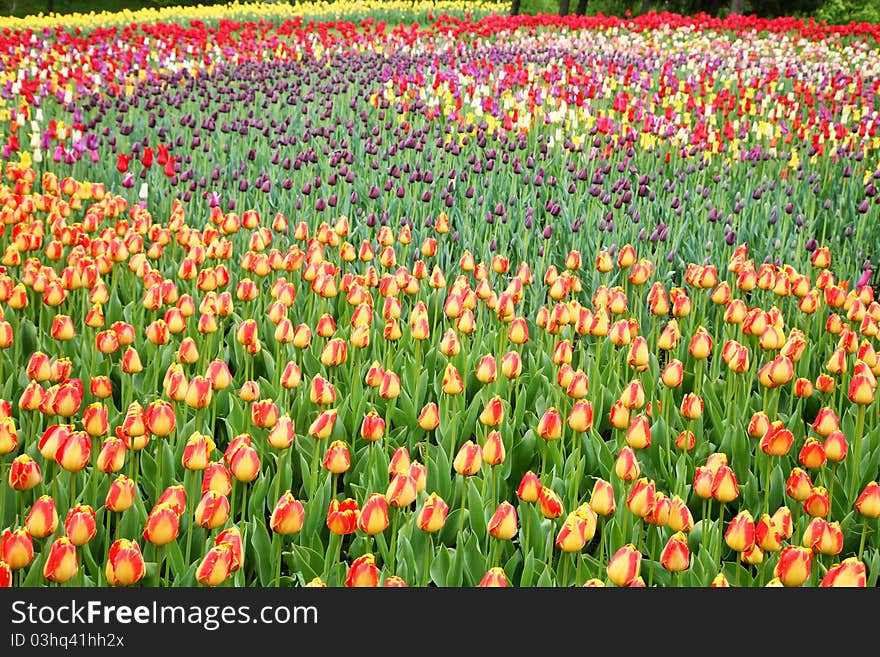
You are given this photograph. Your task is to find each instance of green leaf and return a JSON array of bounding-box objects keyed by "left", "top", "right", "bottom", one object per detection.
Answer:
[
  {"left": 286, "top": 544, "right": 325, "bottom": 582},
  {"left": 461, "top": 533, "right": 488, "bottom": 586},
  {"left": 535, "top": 563, "right": 553, "bottom": 586},
  {"left": 429, "top": 544, "right": 451, "bottom": 587},
  {"left": 446, "top": 542, "right": 464, "bottom": 587},
  {"left": 396, "top": 532, "right": 415, "bottom": 584},
  {"left": 249, "top": 472, "right": 271, "bottom": 518},
  {"left": 250, "top": 518, "right": 273, "bottom": 586},
  {"left": 520, "top": 549, "right": 536, "bottom": 586},
  {"left": 466, "top": 476, "right": 488, "bottom": 545},
  {"left": 165, "top": 537, "right": 186, "bottom": 578}
]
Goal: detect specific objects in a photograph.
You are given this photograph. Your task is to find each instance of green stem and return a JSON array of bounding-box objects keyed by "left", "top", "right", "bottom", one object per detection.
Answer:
[
  {"left": 100, "top": 512, "right": 113, "bottom": 587},
  {"left": 763, "top": 455, "right": 773, "bottom": 517},
  {"left": 457, "top": 475, "right": 468, "bottom": 540},
  {"left": 541, "top": 439, "right": 549, "bottom": 482},
  {"left": 323, "top": 531, "right": 341, "bottom": 584},
  {"left": 164, "top": 547, "right": 171, "bottom": 587},
  {"left": 828, "top": 462, "right": 837, "bottom": 516},
  {"left": 694, "top": 358, "right": 703, "bottom": 398},
  {"left": 184, "top": 471, "right": 195, "bottom": 564},
  {"left": 155, "top": 544, "right": 163, "bottom": 587},
  {"left": 274, "top": 448, "right": 286, "bottom": 511},
  {"left": 560, "top": 550, "right": 570, "bottom": 587},
  {"left": 388, "top": 507, "right": 400, "bottom": 575},
  {"left": 423, "top": 535, "right": 432, "bottom": 587},
  {"left": 157, "top": 438, "right": 164, "bottom": 493},
  {"left": 274, "top": 533, "right": 284, "bottom": 587},
  {"left": 716, "top": 502, "right": 725, "bottom": 573},
  {"left": 309, "top": 437, "right": 321, "bottom": 500},
  {"left": 850, "top": 404, "right": 866, "bottom": 502},
  {"left": 858, "top": 519, "right": 869, "bottom": 562},
  {"left": 69, "top": 470, "right": 77, "bottom": 512}
]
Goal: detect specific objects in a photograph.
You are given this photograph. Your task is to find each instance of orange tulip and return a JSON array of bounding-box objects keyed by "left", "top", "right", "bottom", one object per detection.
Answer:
[{"left": 606, "top": 543, "right": 641, "bottom": 587}]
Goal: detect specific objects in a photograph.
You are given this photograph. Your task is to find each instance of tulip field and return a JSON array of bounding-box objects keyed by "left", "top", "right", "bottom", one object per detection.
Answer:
[{"left": 0, "top": 1, "right": 879, "bottom": 589}]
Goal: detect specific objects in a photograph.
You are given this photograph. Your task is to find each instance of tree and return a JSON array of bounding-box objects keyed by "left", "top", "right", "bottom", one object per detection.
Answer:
[
  {"left": 559, "top": 0, "right": 571, "bottom": 15},
  {"left": 575, "top": 0, "right": 588, "bottom": 14},
  {"left": 730, "top": 0, "right": 744, "bottom": 14},
  {"left": 510, "top": 0, "right": 521, "bottom": 15}
]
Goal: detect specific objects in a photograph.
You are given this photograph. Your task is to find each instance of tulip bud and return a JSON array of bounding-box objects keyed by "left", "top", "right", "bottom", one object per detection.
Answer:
[
  {"left": 537, "top": 407, "right": 563, "bottom": 441},
  {"left": 268, "top": 415, "right": 296, "bottom": 450},
  {"left": 855, "top": 481, "right": 880, "bottom": 518},
  {"left": 105, "top": 475, "right": 137, "bottom": 513},
  {"left": 388, "top": 446, "right": 411, "bottom": 477},
  {"left": 43, "top": 536, "right": 79, "bottom": 584},
  {"left": 625, "top": 414, "right": 652, "bottom": 450},
  {"left": 679, "top": 393, "right": 704, "bottom": 421},
  {"left": 26, "top": 495, "right": 59, "bottom": 539},
  {"left": 688, "top": 326, "right": 712, "bottom": 359},
  {"left": 614, "top": 446, "right": 640, "bottom": 482},
  {"left": 228, "top": 442, "right": 261, "bottom": 483},
  {"left": 711, "top": 465, "right": 739, "bottom": 503},
  {"left": 774, "top": 545, "right": 812, "bottom": 587},
  {"left": 355, "top": 493, "right": 389, "bottom": 535},
  {"left": 606, "top": 543, "right": 642, "bottom": 587},
  {"left": 8, "top": 454, "right": 42, "bottom": 491},
  {"left": 386, "top": 472, "right": 418, "bottom": 508},
  {"left": 760, "top": 421, "right": 794, "bottom": 456},
  {"left": 65, "top": 505, "right": 97, "bottom": 547},
  {"left": 820, "top": 557, "right": 867, "bottom": 587},
  {"left": 660, "top": 531, "right": 691, "bottom": 572},
  {"left": 567, "top": 400, "right": 594, "bottom": 433},
  {"left": 251, "top": 398, "right": 279, "bottom": 429},
  {"left": 453, "top": 440, "right": 482, "bottom": 476},
  {"left": 488, "top": 502, "right": 518, "bottom": 541},
  {"left": 555, "top": 510, "right": 589, "bottom": 553},
  {"left": 416, "top": 492, "right": 449, "bottom": 533},
  {"left": 481, "top": 430, "right": 507, "bottom": 466},
  {"left": 661, "top": 359, "right": 684, "bottom": 388},
  {"left": 626, "top": 477, "right": 656, "bottom": 519},
  {"left": 538, "top": 486, "right": 564, "bottom": 519},
  {"left": 724, "top": 510, "right": 756, "bottom": 553},
  {"left": 270, "top": 491, "right": 306, "bottom": 535},
  {"left": 479, "top": 395, "right": 504, "bottom": 427},
  {"left": 345, "top": 553, "right": 379, "bottom": 587},
  {"left": 619, "top": 379, "right": 646, "bottom": 410},
  {"left": 803, "top": 486, "right": 830, "bottom": 518},
  {"left": 326, "top": 498, "right": 359, "bottom": 535},
  {"left": 194, "top": 491, "right": 230, "bottom": 530},
  {"left": 96, "top": 435, "right": 126, "bottom": 473},
  {"left": 196, "top": 543, "right": 234, "bottom": 587},
  {"left": 608, "top": 400, "right": 630, "bottom": 431},
  {"left": 104, "top": 539, "right": 146, "bottom": 587},
  {"left": 307, "top": 409, "right": 338, "bottom": 440}
]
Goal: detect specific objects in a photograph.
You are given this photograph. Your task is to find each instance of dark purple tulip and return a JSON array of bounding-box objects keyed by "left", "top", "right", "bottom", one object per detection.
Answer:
[
  {"left": 858, "top": 199, "right": 870, "bottom": 213},
  {"left": 542, "top": 226, "right": 553, "bottom": 239}
]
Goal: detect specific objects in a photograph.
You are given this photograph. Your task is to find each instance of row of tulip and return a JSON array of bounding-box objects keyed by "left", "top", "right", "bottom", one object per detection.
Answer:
[{"left": 0, "top": 2, "right": 877, "bottom": 587}]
